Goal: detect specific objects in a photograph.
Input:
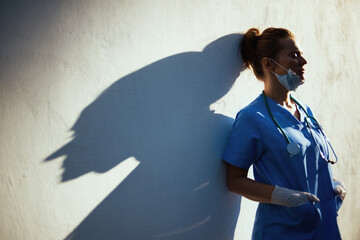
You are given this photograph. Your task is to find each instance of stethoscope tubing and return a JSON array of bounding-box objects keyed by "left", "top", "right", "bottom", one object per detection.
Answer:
[{"left": 262, "top": 91, "right": 338, "bottom": 164}]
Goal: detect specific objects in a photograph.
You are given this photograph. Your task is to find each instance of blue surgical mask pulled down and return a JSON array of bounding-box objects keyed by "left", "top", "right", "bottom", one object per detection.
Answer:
[{"left": 271, "top": 59, "right": 303, "bottom": 91}]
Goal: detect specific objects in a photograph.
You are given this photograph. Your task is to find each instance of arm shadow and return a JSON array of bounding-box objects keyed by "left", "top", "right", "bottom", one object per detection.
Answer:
[{"left": 46, "top": 33, "right": 245, "bottom": 240}]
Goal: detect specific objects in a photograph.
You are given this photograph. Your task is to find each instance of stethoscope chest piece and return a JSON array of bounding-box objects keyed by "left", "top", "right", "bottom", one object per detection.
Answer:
[{"left": 287, "top": 142, "right": 300, "bottom": 155}]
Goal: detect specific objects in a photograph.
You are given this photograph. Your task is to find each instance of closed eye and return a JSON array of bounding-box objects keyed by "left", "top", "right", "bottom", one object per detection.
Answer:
[{"left": 291, "top": 51, "right": 303, "bottom": 58}]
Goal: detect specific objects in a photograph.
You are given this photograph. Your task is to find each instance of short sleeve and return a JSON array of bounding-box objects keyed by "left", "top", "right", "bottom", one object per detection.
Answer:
[{"left": 222, "top": 110, "right": 263, "bottom": 169}]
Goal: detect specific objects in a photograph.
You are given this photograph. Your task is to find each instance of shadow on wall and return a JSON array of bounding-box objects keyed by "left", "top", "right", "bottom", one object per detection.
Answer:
[{"left": 46, "top": 34, "right": 245, "bottom": 240}]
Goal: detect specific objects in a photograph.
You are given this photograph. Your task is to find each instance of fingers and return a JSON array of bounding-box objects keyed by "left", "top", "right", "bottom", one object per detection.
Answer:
[
  {"left": 334, "top": 186, "right": 342, "bottom": 195},
  {"left": 334, "top": 186, "right": 346, "bottom": 201},
  {"left": 334, "top": 180, "right": 347, "bottom": 201},
  {"left": 271, "top": 186, "right": 321, "bottom": 207},
  {"left": 305, "top": 192, "right": 320, "bottom": 203}
]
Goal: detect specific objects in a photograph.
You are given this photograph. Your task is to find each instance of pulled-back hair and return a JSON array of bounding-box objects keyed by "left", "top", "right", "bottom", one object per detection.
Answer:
[{"left": 240, "top": 27, "right": 294, "bottom": 79}]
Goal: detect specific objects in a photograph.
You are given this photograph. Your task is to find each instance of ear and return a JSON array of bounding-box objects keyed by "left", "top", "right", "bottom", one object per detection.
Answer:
[{"left": 262, "top": 57, "right": 275, "bottom": 71}]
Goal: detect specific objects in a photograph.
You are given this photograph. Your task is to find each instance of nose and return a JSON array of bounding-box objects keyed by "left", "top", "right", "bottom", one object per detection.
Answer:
[{"left": 300, "top": 55, "right": 307, "bottom": 66}]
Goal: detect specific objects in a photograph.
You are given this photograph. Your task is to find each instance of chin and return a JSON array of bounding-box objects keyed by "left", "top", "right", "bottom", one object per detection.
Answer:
[{"left": 300, "top": 74, "right": 305, "bottom": 81}]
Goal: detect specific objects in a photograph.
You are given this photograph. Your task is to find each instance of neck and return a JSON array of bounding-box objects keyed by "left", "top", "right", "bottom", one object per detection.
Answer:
[
  {"left": 263, "top": 72, "right": 294, "bottom": 107},
  {"left": 263, "top": 85, "right": 292, "bottom": 107},
  {"left": 263, "top": 75, "right": 299, "bottom": 120}
]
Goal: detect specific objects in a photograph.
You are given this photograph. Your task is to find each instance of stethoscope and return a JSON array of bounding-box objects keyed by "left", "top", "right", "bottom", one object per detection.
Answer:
[{"left": 262, "top": 91, "right": 338, "bottom": 164}]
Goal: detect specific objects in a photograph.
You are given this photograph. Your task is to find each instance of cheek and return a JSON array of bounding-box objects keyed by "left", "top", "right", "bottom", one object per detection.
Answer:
[
  {"left": 288, "top": 59, "right": 299, "bottom": 68},
  {"left": 278, "top": 57, "right": 295, "bottom": 69}
]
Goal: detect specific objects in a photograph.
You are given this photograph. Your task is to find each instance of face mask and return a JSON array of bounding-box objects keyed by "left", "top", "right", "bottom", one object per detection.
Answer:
[{"left": 270, "top": 59, "right": 303, "bottom": 91}]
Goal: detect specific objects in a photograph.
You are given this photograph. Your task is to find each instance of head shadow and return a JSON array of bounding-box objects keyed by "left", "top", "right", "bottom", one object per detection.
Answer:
[{"left": 46, "top": 33, "right": 245, "bottom": 240}]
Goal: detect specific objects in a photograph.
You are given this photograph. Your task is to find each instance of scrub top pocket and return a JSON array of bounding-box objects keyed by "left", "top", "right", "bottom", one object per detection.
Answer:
[
  {"left": 259, "top": 202, "right": 320, "bottom": 240},
  {"left": 286, "top": 201, "right": 319, "bottom": 231}
]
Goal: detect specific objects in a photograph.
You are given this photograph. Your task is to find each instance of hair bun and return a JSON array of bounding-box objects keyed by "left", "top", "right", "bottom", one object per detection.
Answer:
[{"left": 240, "top": 28, "right": 260, "bottom": 69}]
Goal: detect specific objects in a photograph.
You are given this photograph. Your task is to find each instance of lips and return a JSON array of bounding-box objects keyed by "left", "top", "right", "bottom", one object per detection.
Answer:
[{"left": 297, "top": 69, "right": 305, "bottom": 76}]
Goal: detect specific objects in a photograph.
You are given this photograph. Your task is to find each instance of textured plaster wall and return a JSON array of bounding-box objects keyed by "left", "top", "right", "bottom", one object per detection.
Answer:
[{"left": 0, "top": 1, "right": 359, "bottom": 239}]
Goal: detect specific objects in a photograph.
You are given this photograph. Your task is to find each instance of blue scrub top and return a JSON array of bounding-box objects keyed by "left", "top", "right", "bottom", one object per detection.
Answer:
[{"left": 222, "top": 94, "right": 341, "bottom": 240}]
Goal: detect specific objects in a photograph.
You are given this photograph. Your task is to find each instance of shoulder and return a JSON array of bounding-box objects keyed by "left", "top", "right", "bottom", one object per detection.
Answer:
[{"left": 233, "top": 94, "right": 265, "bottom": 127}]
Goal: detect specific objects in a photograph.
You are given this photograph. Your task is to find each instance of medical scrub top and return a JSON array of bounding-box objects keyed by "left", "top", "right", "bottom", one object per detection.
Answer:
[{"left": 222, "top": 94, "right": 342, "bottom": 240}]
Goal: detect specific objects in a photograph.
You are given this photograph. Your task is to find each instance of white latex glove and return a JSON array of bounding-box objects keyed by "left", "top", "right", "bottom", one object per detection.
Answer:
[
  {"left": 271, "top": 185, "right": 320, "bottom": 207},
  {"left": 334, "top": 179, "right": 346, "bottom": 201}
]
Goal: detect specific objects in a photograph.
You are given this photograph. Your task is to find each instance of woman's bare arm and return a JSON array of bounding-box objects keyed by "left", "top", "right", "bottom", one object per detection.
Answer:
[{"left": 226, "top": 163, "right": 275, "bottom": 203}]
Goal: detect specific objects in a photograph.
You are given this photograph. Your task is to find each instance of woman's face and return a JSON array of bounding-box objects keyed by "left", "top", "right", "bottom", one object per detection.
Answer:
[{"left": 274, "top": 38, "right": 307, "bottom": 80}]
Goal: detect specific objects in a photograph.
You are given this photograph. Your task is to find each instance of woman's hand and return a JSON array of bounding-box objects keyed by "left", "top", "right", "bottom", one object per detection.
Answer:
[
  {"left": 271, "top": 185, "right": 320, "bottom": 207},
  {"left": 333, "top": 179, "right": 347, "bottom": 201},
  {"left": 226, "top": 163, "right": 319, "bottom": 207}
]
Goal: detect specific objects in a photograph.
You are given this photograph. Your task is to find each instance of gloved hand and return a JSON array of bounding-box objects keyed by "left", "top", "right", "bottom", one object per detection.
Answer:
[
  {"left": 333, "top": 179, "right": 346, "bottom": 201},
  {"left": 271, "top": 185, "right": 320, "bottom": 207}
]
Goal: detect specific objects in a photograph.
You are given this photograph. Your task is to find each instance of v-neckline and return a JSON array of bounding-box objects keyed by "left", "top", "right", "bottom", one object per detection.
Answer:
[{"left": 263, "top": 94, "right": 306, "bottom": 126}]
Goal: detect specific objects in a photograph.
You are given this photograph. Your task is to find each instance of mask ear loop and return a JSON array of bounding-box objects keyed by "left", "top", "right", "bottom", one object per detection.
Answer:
[{"left": 269, "top": 58, "right": 289, "bottom": 73}]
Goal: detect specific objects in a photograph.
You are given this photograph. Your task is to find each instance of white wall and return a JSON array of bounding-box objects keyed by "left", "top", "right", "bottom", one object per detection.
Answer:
[{"left": 0, "top": 1, "right": 359, "bottom": 239}]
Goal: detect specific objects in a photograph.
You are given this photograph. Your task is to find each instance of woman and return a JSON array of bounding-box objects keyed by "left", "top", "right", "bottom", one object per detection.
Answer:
[{"left": 222, "top": 28, "right": 346, "bottom": 239}]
